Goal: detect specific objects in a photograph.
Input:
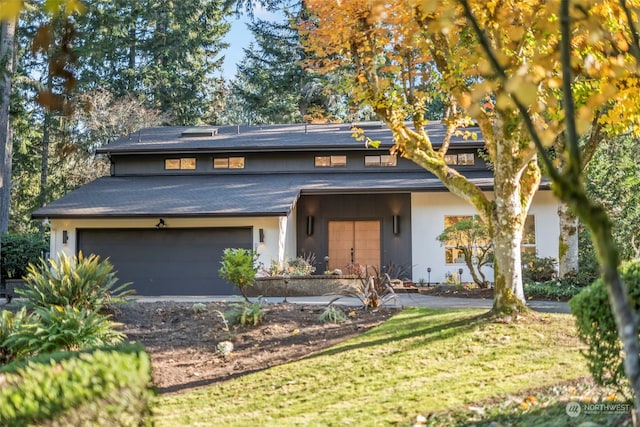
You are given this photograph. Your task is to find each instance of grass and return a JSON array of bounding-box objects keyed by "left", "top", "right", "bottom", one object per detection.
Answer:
[{"left": 154, "top": 308, "right": 629, "bottom": 426}]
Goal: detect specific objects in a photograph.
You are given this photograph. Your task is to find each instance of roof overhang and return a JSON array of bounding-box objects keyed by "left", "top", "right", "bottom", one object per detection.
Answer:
[{"left": 32, "top": 171, "right": 497, "bottom": 220}]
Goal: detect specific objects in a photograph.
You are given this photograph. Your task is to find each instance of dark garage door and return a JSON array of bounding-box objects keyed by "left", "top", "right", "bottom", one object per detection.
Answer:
[{"left": 77, "top": 228, "right": 252, "bottom": 295}]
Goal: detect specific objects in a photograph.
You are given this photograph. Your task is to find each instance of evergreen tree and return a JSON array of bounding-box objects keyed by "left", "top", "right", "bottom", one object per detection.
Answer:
[
  {"left": 75, "top": 0, "right": 231, "bottom": 125},
  {"left": 231, "top": 3, "right": 346, "bottom": 124}
]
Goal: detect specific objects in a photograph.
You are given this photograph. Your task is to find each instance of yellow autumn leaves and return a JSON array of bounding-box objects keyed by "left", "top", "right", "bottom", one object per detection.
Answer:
[{"left": 0, "top": 0, "right": 84, "bottom": 21}]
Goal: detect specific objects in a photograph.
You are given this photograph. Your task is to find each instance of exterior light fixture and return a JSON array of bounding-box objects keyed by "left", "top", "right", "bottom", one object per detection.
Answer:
[
  {"left": 62, "top": 230, "right": 68, "bottom": 244},
  {"left": 392, "top": 215, "right": 400, "bottom": 235},
  {"left": 458, "top": 267, "right": 464, "bottom": 285},
  {"left": 156, "top": 219, "right": 166, "bottom": 229},
  {"left": 259, "top": 228, "right": 265, "bottom": 243},
  {"left": 427, "top": 267, "right": 431, "bottom": 286},
  {"left": 306, "top": 216, "right": 314, "bottom": 236}
]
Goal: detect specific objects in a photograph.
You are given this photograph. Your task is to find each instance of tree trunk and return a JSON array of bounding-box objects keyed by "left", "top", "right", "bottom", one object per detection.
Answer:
[
  {"left": 0, "top": 19, "right": 17, "bottom": 258},
  {"left": 558, "top": 202, "right": 579, "bottom": 277},
  {"left": 39, "top": 111, "right": 51, "bottom": 210},
  {"left": 491, "top": 213, "right": 526, "bottom": 313},
  {"left": 489, "top": 153, "right": 536, "bottom": 314}
]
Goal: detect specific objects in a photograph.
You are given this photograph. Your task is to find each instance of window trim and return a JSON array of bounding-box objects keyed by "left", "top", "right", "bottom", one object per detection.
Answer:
[
  {"left": 164, "top": 158, "right": 196, "bottom": 170},
  {"left": 213, "top": 156, "right": 245, "bottom": 169},
  {"left": 444, "top": 152, "right": 475, "bottom": 166},
  {"left": 364, "top": 154, "right": 397, "bottom": 167},
  {"left": 315, "top": 155, "right": 347, "bottom": 167}
]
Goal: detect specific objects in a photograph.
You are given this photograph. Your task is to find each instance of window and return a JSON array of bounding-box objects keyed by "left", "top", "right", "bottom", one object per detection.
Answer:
[
  {"left": 522, "top": 215, "right": 536, "bottom": 253},
  {"left": 315, "top": 155, "right": 347, "bottom": 167},
  {"left": 165, "top": 158, "right": 196, "bottom": 170},
  {"left": 445, "top": 153, "right": 475, "bottom": 166},
  {"left": 443, "top": 215, "right": 536, "bottom": 263},
  {"left": 365, "top": 154, "right": 397, "bottom": 167},
  {"left": 444, "top": 216, "right": 474, "bottom": 264},
  {"left": 213, "top": 157, "right": 245, "bottom": 169}
]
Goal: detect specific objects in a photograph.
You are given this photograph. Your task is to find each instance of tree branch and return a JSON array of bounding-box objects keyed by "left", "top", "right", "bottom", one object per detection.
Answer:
[
  {"left": 457, "top": 0, "right": 562, "bottom": 185},
  {"left": 620, "top": 0, "right": 640, "bottom": 63}
]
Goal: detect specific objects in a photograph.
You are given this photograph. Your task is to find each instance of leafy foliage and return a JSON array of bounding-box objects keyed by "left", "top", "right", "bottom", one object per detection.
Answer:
[
  {"left": 18, "top": 252, "right": 132, "bottom": 312},
  {"left": 224, "top": 301, "right": 264, "bottom": 327},
  {"left": 569, "top": 261, "right": 640, "bottom": 397},
  {"left": 523, "top": 281, "right": 583, "bottom": 301},
  {"left": 2, "top": 305, "right": 125, "bottom": 361},
  {"left": 333, "top": 267, "right": 398, "bottom": 309},
  {"left": 0, "top": 232, "right": 48, "bottom": 280},
  {"left": 0, "top": 343, "right": 153, "bottom": 427},
  {"left": 521, "top": 253, "right": 557, "bottom": 283},
  {"left": 219, "top": 248, "right": 259, "bottom": 301},
  {"left": 437, "top": 216, "right": 492, "bottom": 288},
  {"left": 263, "top": 254, "right": 317, "bottom": 277},
  {"left": 0, "top": 308, "right": 29, "bottom": 365},
  {"left": 585, "top": 134, "right": 640, "bottom": 261},
  {"left": 318, "top": 305, "right": 347, "bottom": 324}
]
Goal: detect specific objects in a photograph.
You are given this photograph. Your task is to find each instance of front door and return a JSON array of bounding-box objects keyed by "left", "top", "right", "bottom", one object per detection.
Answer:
[{"left": 328, "top": 220, "right": 380, "bottom": 274}]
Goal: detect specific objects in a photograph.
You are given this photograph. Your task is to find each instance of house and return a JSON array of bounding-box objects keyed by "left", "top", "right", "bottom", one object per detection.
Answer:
[{"left": 32, "top": 122, "right": 559, "bottom": 295}]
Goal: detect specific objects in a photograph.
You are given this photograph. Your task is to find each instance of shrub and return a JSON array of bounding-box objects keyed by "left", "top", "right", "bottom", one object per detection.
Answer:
[
  {"left": 0, "top": 232, "right": 48, "bottom": 280},
  {"left": 569, "top": 261, "right": 640, "bottom": 397},
  {"left": 0, "top": 343, "right": 153, "bottom": 426},
  {"left": 224, "top": 301, "right": 264, "bottom": 327},
  {"left": 318, "top": 305, "right": 347, "bottom": 324},
  {"left": 3, "top": 305, "right": 125, "bottom": 361},
  {"left": 219, "top": 248, "right": 259, "bottom": 301},
  {"left": 521, "top": 252, "right": 557, "bottom": 283},
  {"left": 524, "top": 281, "right": 583, "bottom": 301},
  {"left": 18, "top": 252, "right": 132, "bottom": 312},
  {"left": 333, "top": 267, "right": 398, "bottom": 309},
  {"left": 0, "top": 308, "right": 29, "bottom": 365},
  {"left": 261, "top": 254, "right": 316, "bottom": 277},
  {"left": 287, "top": 254, "right": 317, "bottom": 276}
]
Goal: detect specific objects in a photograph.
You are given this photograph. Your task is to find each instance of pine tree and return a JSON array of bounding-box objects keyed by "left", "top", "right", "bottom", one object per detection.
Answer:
[
  {"left": 75, "top": 0, "right": 231, "bottom": 125},
  {"left": 231, "top": 3, "right": 345, "bottom": 124}
]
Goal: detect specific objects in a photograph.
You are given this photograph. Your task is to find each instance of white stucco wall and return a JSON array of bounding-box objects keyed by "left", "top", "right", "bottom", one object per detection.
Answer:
[
  {"left": 48, "top": 216, "right": 297, "bottom": 271},
  {"left": 411, "top": 190, "right": 559, "bottom": 284}
]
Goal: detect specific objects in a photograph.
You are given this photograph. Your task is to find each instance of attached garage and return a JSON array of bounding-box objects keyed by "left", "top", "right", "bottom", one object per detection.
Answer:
[{"left": 77, "top": 228, "right": 252, "bottom": 295}]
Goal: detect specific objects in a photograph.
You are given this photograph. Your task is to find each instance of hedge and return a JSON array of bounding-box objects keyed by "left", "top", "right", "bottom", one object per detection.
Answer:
[
  {"left": 0, "top": 343, "right": 154, "bottom": 426},
  {"left": 569, "top": 261, "right": 640, "bottom": 397}
]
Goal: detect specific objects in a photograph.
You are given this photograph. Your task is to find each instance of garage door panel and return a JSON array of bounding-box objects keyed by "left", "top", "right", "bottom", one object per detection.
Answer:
[{"left": 77, "top": 228, "right": 252, "bottom": 295}]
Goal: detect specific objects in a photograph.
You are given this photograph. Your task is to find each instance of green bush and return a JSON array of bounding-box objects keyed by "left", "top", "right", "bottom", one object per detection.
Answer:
[
  {"left": 0, "top": 232, "right": 48, "bottom": 280},
  {"left": 0, "top": 308, "right": 29, "bottom": 365},
  {"left": 0, "top": 343, "right": 154, "bottom": 426},
  {"left": 569, "top": 261, "right": 640, "bottom": 397},
  {"left": 521, "top": 252, "right": 557, "bottom": 283},
  {"left": 219, "top": 248, "right": 259, "bottom": 301},
  {"left": 19, "top": 252, "right": 132, "bottom": 312},
  {"left": 3, "top": 305, "right": 125, "bottom": 361},
  {"left": 224, "top": 301, "right": 264, "bottom": 327},
  {"left": 524, "top": 281, "right": 583, "bottom": 301}
]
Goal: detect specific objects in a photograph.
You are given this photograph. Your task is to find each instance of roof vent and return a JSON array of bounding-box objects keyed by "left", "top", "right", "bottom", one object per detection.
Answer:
[{"left": 181, "top": 128, "right": 218, "bottom": 138}]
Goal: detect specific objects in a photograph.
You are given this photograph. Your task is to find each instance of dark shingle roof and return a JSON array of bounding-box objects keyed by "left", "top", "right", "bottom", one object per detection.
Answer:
[
  {"left": 97, "top": 122, "right": 484, "bottom": 155},
  {"left": 32, "top": 171, "right": 495, "bottom": 219}
]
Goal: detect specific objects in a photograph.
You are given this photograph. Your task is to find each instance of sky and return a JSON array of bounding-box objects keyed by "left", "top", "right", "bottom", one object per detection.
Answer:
[{"left": 221, "top": 7, "right": 282, "bottom": 80}]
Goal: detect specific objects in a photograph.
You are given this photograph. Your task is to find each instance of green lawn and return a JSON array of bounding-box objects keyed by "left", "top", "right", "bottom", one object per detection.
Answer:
[{"left": 154, "top": 308, "right": 628, "bottom": 426}]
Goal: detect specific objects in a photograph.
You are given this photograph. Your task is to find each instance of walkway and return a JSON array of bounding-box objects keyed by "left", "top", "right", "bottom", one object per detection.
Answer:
[{"left": 132, "top": 294, "right": 570, "bottom": 314}]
